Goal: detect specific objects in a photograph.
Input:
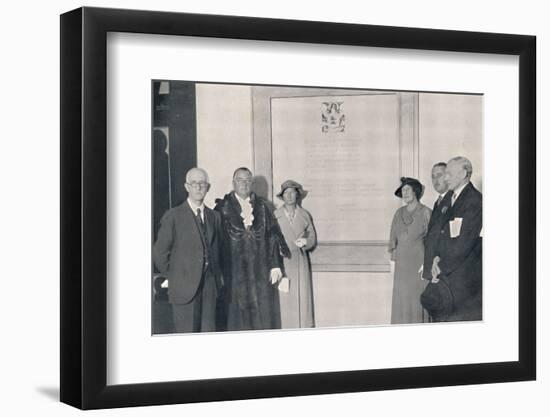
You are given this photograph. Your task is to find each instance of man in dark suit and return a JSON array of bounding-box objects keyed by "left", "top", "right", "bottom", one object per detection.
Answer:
[
  {"left": 153, "top": 168, "right": 223, "bottom": 333},
  {"left": 431, "top": 157, "right": 482, "bottom": 321},
  {"left": 420, "top": 162, "right": 452, "bottom": 321},
  {"left": 422, "top": 162, "right": 452, "bottom": 282}
]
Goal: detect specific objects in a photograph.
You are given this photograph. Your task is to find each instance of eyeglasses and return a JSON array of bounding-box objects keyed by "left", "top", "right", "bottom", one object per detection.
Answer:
[{"left": 186, "top": 181, "right": 209, "bottom": 190}]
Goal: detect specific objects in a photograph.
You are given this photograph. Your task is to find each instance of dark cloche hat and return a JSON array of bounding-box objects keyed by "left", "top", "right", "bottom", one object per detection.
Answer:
[
  {"left": 394, "top": 177, "right": 424, "bottom": 198},
  {"left": 276, "top": 180, "right": 308, "bottom": 200}
]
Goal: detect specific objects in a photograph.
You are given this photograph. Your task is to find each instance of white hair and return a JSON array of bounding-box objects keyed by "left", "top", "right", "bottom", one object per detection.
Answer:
[
  {"left": 449, "top": 156, "right": 473, "bottom": 179},
  {"left": 185, "top": 167, "right": 209, "bottom": 183}
]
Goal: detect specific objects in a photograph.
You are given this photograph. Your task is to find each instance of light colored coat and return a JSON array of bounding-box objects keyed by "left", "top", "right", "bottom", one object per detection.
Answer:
[{"left": 274, "top": 206, "right": 317, "bottom": 328}]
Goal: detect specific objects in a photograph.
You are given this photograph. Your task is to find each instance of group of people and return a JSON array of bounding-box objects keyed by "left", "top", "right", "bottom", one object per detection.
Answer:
[
  {"left": 388, "top": 156, "right": 483, "bottom": 324},
  {"left": 153, "top": 155, "right": 483, "bottom": 334},
  {"left": 153, "top": 167, "right": 317, "bottom": 333}
]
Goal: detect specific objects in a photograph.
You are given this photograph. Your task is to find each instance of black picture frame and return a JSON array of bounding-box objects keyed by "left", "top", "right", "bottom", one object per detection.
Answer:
[{"left": 60, "top": 6, "right": 536, "bottom": 410}]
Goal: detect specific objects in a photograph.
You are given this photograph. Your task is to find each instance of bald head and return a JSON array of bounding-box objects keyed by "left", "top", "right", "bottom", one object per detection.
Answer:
[
  {"left": 186, "top": 167, "right": 209, "bottom": 184},
  {"left": 184, "top": 167, "right": 210, "bottom": 205}
]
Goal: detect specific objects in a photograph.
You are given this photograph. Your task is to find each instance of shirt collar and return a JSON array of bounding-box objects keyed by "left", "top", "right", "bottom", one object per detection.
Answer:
[
  {"left": 187, "top": 199, "right": 205, "bottom": 215},
  {"left": 234, "top": 192, "right": 251, "bottom": 206},
  {"left": 452, "top": 182, "right": 469, "bottom": 201}
]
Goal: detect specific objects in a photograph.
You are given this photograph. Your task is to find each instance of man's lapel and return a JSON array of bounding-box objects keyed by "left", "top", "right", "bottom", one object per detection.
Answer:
[
  {"left": 185, "top": 201, "right": 207, "bottom": 248},
  {"left": 230, "top": 191, "right": 241, "bottom": 211},
  {"left": 249, "top": 192, "right": 257, "bottom": 220},
  {"left": 451, "top": 182, "right": 472, "bottom": 216},
  {"left": 204, "top": 207, "right": 215, "bottom": 245},
  {"left": 437, "top": 191, "right": 453, "bottom": 227},
  {"left": 230, "top": 192, "right": 245, "bottom": 226},
  {"left": 438, "top": 191, "right": 452, "bottom": 216}
]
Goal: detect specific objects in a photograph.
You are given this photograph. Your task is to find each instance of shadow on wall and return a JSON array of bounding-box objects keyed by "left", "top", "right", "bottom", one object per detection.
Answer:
[{"left": 252, "top": 175, "right": 275, "bottom": 212}]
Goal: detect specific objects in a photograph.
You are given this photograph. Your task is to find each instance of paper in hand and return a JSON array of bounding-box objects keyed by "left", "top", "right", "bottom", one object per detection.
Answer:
[
  {"left": 449, "top": 217, "right": 463, "bottom": 238},
  {"left": 278, "top": 277, "right": 290, "bottom": 293}
]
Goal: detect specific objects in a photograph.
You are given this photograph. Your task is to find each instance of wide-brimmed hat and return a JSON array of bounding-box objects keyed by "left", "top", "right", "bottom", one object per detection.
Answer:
[
  {"left": 394, "top": 177, "right": 424, "bottom": 198},
  {"left": 420, "top": 275, "right": 454, "bottom": 321},
  {"left": 276, "top": 180, "right": 308, "bottom": 200}
]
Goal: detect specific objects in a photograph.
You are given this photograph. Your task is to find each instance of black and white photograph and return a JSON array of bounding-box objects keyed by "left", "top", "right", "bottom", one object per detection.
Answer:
[
  {"left": 50, "top": 2, "right": 540, "bottom": 412},
  {"left": 151, "top": 81, "right": 483, "bottom": 335},
  {"left": 1, "top": 0, "right": 547, "bottom": 413}
]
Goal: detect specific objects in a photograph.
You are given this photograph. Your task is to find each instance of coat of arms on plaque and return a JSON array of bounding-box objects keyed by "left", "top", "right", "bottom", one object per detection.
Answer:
[{"left": 321, "top": 101, "right": 345, "bottom": 133}]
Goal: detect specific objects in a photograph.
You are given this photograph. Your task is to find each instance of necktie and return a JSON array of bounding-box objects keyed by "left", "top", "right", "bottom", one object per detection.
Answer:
[
  {"left": 451, "top": 192, "right": 457, "bottom": 206},
  {"left": 196, "top": 208, "right": 207, "bottom": 236},
  {"left": 196, "top": 208, "right": 209, "bottom": 268},
  {"left": 436, "top": 195, "right": 443, "bottom": 206}
]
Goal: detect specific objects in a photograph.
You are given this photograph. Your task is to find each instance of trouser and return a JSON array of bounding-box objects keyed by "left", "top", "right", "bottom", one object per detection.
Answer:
[{"left": 171, "top": 269, "right": 217, "bottom": 333}]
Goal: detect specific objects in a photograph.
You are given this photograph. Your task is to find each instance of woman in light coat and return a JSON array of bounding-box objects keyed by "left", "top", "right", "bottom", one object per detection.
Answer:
[{"left": 274, "top": 180, "right": 317, "bottom": 328}]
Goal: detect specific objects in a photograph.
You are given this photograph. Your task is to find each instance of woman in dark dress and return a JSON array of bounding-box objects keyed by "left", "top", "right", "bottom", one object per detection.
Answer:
[{"left": 388, "top": 177, "right": 432, "bottom": 324}]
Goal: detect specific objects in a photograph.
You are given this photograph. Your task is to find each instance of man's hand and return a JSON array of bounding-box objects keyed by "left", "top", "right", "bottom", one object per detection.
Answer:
[
  {"left": 431, "top": 256, "right": 441, "bottom": 283},
  {"left": 270, "top": 268, "right": 283, "bottom": 285}
]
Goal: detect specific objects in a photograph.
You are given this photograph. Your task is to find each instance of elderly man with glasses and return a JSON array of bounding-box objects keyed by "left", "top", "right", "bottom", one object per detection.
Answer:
[
  {"left": 214, "top": 167, "right": 290, "bottom": 331},
  {"left": 153, "top": 167, "right": 224, "bottom": 333}
]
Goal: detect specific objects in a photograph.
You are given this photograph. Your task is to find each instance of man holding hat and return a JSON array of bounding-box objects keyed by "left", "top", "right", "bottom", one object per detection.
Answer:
[{"left": 430, "top": 156, "right": 482, "bottom": 321}]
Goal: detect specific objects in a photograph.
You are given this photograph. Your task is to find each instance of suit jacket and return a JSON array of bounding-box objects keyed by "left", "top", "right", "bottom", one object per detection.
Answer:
[
  {"left": 436, "top": 182, "right": 482, "bottom": 319},
  {"left": 153, "top": 201, "right": 223, "bottom": 305},
  {"left": 422, "top": 191, "right": 452, "bottom": 280}
]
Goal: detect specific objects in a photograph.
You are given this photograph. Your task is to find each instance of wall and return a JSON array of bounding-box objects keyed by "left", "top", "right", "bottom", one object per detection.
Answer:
[
  {"left": 314, "top": 272, "right": 393, "bottom": 326},
  {"left": 1, "top": 1, "right": 545, "bottom": 417},
  {"left": 419, "top": 94, "right": 484, "bottom": 206},
  {"left": 196, "top": 84, "right": 400, "bottom": 326},
  {"left": 196, "top": 83, "right": 254, "bottom": 207},
  {"left": 194, "top": 85, "right": 481, "bottom": 328}
]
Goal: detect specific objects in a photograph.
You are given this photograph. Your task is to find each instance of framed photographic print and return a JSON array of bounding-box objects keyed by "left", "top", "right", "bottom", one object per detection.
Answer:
[{"left": 60, "top": 6, "right": 536, "bottom": 409}]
